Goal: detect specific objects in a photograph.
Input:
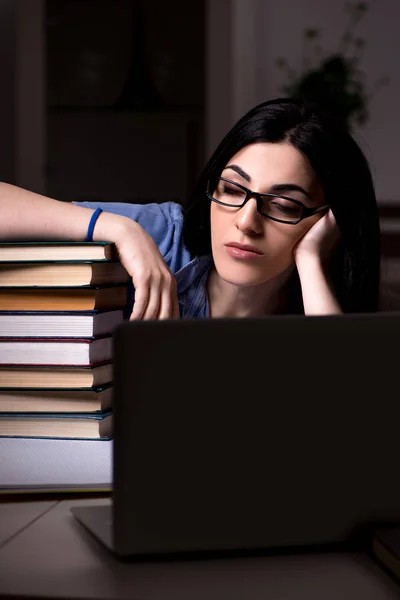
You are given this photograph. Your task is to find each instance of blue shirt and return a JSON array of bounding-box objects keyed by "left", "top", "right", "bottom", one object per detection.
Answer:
[{"left": 73, "top": 201, "right": 212, "bottom": 318}]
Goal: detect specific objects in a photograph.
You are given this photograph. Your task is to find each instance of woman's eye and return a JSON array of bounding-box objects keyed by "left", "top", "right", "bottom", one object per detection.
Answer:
[
  {"left": 223, "top": 185, "right": 241, "bottom": 196},
  {"left": 271, "top": 201, "right": 298, "bottom": 214}
]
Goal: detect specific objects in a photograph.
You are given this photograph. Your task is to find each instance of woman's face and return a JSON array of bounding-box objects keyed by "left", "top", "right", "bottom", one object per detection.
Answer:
[{"left": 210, "top": 142, "right": 325, "bottom": 287}]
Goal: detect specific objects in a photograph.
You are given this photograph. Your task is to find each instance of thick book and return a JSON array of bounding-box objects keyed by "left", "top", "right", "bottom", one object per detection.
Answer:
[
  {"left": 0, "top": 309, "right": 123, "bottom": 338},
  {"left": 0, "top": 261, "right": 129, "bottom": 286},
  {"left": 0, "top": 437, "right": 112, "bottom": 493},
  {"left": 0, "top": 241, "right": 115, "bottom": 262},
  {"left": 0, "top": 385, "right": 112, "bottom": 413},
  {"left": 0, "top": 285, "right": 128, "bottom": 310},
  {"left": 373, "top": 527, "right": 400, "bottom": 581},
  {"left": 0, "top": 363, "right": 112, "bottom": 388},
  {"left": 0, "top": 411, "right": 112, "bottom": 439},
  {"left": 0, "top": 336, "right": 112, "bottom": 366}
]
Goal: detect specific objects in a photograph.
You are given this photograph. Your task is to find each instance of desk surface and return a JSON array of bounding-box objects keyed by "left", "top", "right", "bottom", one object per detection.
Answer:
[
  {"left": 0, "top": 500, "right": 58, "bottom": 548},
  {"left": 0, "top": 499, "right": 399, "bottom": 600}
]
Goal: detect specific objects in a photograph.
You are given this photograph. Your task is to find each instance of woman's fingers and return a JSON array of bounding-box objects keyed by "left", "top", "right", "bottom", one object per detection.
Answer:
[
  {"left": 113, "top": 219, "right": 180, "bottom": 321},
  {"left": 157, "top": 276, "right": 179, "bottom": 320},
  {"left": 142, "top": 282, "right": 162, "bottom": 320},
  {"left": 129, "top": 282, "right": 150, "bottom": 321},
  {"left": 130, "top": 268, "right": 178, "bottom": 320}
]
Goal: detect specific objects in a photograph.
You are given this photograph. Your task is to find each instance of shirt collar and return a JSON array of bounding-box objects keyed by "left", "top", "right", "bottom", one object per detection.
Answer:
[{"left": 175, "top": 254, "right": 213, "bottom": 319}]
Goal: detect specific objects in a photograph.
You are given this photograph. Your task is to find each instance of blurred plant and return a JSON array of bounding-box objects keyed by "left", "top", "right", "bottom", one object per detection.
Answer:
[{"left": 276, "top": 2, "right": 389, "bottom": 129}]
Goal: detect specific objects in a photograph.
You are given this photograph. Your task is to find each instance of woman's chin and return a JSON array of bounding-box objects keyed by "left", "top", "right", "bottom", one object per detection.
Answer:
[{"left": 215, "top": 263, "right": 281, "bottom": 288}]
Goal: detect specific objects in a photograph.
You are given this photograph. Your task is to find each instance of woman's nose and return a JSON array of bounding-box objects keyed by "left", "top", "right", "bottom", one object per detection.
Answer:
[{"left": 234, "top": 197, "right": 264, "bottom": 235}]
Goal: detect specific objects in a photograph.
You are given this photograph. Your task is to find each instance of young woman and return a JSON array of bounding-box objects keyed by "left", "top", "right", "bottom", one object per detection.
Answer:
[{"left": 0, "top": 98, "right": 382, "bottom": 318}]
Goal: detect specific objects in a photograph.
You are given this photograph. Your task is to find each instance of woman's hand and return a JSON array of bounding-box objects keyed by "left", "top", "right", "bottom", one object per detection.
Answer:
[
  {"left": 95, "top": 212, "right": 180, "bottom": 320},
  {"left": 293, "top": 209, "right": 340, "bottom": 263},
  {"left": 293, "top": 209, "right": 342, "bottom": 315}
]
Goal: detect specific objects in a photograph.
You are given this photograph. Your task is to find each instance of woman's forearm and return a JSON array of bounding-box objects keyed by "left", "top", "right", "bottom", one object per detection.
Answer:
[
  {"left": 0, "top": 182, "right": 124, "bottom": 242},
  {"left": 296, "top": 254, "right": 343, "bottom": 315}
]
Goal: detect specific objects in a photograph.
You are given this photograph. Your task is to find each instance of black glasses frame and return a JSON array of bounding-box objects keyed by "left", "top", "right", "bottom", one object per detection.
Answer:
[{"left": 206, "top": 177, "right": 329, "bottom": 225}]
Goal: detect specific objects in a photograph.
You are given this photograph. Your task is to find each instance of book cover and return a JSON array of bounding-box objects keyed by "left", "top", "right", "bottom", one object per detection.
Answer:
[
  {"left": 0, "top": 363, "right": 113, "bottom": 388},
  {"left": 0, "top": 384, "right": 112, "bottom": 413},
  {"left": 0, "top": 336, "right": 112, "bottom": 366},
  {"left": 0, "top": 411, "right": 112, "bottom": 439},
  {"left": 0, "top": 285, "right": 128, "bottom": 310},
  {"left": 0, "top": 261, "right": 129, "bottom": 286},
  {"left": 0, "top": 241, "right": 116, "bottom": 262}
]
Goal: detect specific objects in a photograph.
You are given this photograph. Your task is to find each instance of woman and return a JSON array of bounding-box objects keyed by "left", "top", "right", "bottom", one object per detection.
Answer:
[{"left": 0, "top": 98, "right": 381, "bottom": 318}]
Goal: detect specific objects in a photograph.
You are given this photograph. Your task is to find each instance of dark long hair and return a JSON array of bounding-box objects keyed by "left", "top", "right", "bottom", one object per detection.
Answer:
[{"left": 182, "top": 98, "right": 381, "bottom": 313}]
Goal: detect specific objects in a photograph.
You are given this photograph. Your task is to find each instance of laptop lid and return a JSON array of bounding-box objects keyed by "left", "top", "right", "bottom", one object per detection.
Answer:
[{"left": 112, "top": 313, "right": 400, "bottom": 557}]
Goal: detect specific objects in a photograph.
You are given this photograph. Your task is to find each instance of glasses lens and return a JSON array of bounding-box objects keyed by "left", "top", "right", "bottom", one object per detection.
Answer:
[
  {"left": 263, "top": 197, "right": 303, "bottom": 222},
  {"left": 212, "top": 179, "right": 246, "bottom": 206}
]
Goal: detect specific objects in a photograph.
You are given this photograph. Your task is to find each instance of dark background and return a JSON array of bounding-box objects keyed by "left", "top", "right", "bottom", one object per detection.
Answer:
[{"left": 46, "top": 0, "right": 205, "bottom": 205}]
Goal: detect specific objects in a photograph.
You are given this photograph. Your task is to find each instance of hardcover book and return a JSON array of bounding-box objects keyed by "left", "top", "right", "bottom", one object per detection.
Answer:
[
  {"left": 0, "top": 241, "right": 116, "bottom": 262},
  {"left": 0, "top": 411, "right": 112, "bottom": 439},
  {"left": 0, "top": 385, "right": 112, "bottom": 413},
  {"left": 0, "top": 363, "right": 112, "bottom": 388},
  {"left": 0, "top": 336, "right": 112, "bottom": 366},
  {"left": 0, "top": 261, "right": 129, "bottom": 286},
  {"left": 0, "top": 285, "right": 128, "bottom": 310},
  {"left": 0, "top": 437, "right": 112, "bottom": 493},
  {"left": 0, "top": 309, "right": 124, "bottom": 338}
]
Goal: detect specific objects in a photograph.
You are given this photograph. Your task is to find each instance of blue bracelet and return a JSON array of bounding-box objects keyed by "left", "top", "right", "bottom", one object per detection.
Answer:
[{"left": 86, "top": 208, "right": 103, "bottom": 242}]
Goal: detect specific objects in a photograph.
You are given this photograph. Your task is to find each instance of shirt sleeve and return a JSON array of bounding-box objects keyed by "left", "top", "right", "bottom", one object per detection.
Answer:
[{"left": 73, "top": 201, "right": 191, "bottom": 273}]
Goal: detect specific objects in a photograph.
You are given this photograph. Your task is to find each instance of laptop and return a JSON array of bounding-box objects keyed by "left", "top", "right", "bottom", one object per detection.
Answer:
[{"left": 72, "top": 313, "right": 400, "bottom": 558}]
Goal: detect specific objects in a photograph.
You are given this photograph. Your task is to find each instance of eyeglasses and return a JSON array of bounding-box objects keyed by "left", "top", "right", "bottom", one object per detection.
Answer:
[{"left": 206, "top": 177, "right": 329, "bottom": 225}]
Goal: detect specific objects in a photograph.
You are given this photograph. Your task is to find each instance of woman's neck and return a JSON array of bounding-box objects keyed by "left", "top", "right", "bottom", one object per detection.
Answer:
[{"left": 207, "top": 265, "right": 294, "bottom": 319}]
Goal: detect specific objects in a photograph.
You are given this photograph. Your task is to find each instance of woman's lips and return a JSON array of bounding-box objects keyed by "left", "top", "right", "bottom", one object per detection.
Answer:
[{"left": 225, "top": 243, "right": 264, "bottom": 260}]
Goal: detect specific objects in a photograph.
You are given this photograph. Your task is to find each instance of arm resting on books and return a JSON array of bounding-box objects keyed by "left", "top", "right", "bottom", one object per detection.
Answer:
[
  {"left": 0, "top": 183, "right": 179, "bottom": 320},
  {"left": 0, "top": 182, "right": 98, "bottom": 241}
]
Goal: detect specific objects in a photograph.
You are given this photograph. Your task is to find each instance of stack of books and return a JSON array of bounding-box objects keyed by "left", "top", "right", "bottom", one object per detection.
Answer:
[{"left": 0, "top": 241, "right": 129, "bottom": 445}]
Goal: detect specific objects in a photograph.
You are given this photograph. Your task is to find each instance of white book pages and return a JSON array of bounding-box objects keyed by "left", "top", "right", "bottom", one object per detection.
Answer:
[
  {"left": 0, "top": 438, "right": 112, "bottom": 492},
  {"left": 0, "top": 310, "right": 123, "bottom": 337},
  {"left": 0, "top": 337, "right": 112, "bottom": 365}
]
